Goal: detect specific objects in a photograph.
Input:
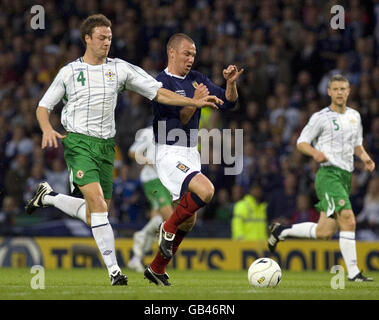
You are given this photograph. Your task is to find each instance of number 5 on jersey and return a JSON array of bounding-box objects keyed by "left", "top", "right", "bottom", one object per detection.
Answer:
[
  {"left": 77, "top": 71, "right": 86, "bottom": 86},
  {"left": 332, "top": 119, "right": 339, "bottom": 131}
]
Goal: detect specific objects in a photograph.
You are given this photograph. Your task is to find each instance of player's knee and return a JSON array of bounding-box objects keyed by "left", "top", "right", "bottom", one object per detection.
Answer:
[
  {"left": 338, "top": 212, "right": 356, "bottom": 231},
  {"left": 86, "top": 194, "right": 108, "bottom": 212},
  {"left": 201, "top": 184, "right": 214, "bottom": 203},
  {"left": 316, "top": 228, "right": 334, "bottom": 240},
  {"left": 341, "top": 219, "right": 356, "bottom": 231}
]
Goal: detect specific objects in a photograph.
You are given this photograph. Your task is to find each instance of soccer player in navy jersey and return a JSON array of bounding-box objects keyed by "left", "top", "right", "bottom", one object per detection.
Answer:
[{"left": 144, "top": 33, "right": 243, "bottom": 285}]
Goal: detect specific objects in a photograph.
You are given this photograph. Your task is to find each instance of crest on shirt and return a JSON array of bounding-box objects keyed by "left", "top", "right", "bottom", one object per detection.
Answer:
[
  {"left": 105, "top": 70, "right": 115, "bottom": 80},
  {"left": 176, "top": 162, "right": 190, "bottom": 173},
  {"left": 338, "top": 199, "right": 345, "bottom": 206},
  {"left": 76, "top": 170, "right": 84, "bottom": 179},
  {"left": 192, "top": 81, "right": 199, "bottom": 89}
]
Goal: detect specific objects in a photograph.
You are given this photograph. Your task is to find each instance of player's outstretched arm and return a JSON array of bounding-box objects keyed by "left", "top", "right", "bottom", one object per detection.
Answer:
[
  {"left": 223, "top": 65, "right": 244, "bottom": 102},
  {"left": 180, "top": 83, "right": 209, "bottom": 125},
  {"left": 155, "top": 88, "right": 223, "bottom": 109},
  {"left": 297, "top": 142, "right": 328, "bottom": 163},
  {"left": 354, "top": 145, "right": 375, "bottom": 172},
  {"left": 36, "top": 106, "right": 66, "bottom": 149}
]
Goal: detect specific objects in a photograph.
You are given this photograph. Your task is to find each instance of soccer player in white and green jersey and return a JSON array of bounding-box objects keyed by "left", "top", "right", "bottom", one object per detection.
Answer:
[
  {"left": 25, "top": 14, "right": 223, "bottom": 286},
  {"left": 268, "top": 74, "right": 375, "bottom": 282}
]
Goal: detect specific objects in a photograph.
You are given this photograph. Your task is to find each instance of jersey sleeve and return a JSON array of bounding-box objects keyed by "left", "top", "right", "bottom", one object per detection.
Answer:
[
  {"left": 297, "top": 113, "right": 323, "bottom": 145},
  {"left": 354, "top": 112, "right": 363, "bottom": 147},
  {"left": 128, "top": 128, "right": 150, "bottom": 154},
  {"left": 201, "top": 74, "right": 237, "bottom": 110},
  {"left": 120, "top": 60, "right": 162, "bottom": 101},
  {"left": 38, "top": 68, "right": 66, "bottom": 111}
]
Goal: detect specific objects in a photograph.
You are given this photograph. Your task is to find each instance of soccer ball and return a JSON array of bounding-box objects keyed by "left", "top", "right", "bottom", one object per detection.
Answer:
[{"left": 248, "top": 258, "right": 282, "bottom": 288}]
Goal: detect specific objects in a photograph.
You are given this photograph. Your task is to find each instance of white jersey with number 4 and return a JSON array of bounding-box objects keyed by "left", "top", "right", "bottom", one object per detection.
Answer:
[
  {"left": 297, "top": 106, "right": 363, "bottom": 172},
  {"left": 38, "top": 57, "right": 162, "bottom": 139}
]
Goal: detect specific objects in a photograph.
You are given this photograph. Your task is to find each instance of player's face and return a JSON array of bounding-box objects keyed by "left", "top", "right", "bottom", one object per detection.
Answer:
[
  {"left": 327, "top": 81, "right": 350, "bottom": 107},
  {"left": 172, "top": 40, "right": 196, "bottom": 76},
  {"left": 86, "top": 26, "right": 112, "bottom": 59}
]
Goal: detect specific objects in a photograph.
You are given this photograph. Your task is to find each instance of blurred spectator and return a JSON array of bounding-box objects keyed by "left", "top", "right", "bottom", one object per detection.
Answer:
[
  {"left": 45, "top": 158, "right": 69, "bottom": 195},
  {"left": 113, "top": 163, "right": 142, "bottom": 223},
  {"left": 231, "top": 184, "right": 267, "bottom": 241},
  {"left": 0, "top": 196, "right": 19, "bottom": 235},
  {"left": 23, "top": 163, "right": 46, "bottom": 204},
  {"left": 356, "top": 176, "right": 379, "bottom": 240},
  {"left": 4, "top": 154, "right": 30, "bottom": 207},
  {"left": 291, "top": 194, "right": 319, "bottom": 224},
  {"left": 267, "top": 172, "right": 298, "bottom": 224},
  {"left": 5, "top": 124, "right": 34, "bottom": 161}
]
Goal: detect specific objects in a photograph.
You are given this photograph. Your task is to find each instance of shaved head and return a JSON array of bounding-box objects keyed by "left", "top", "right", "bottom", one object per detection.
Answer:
[{"left": 166, "top": 33, "right": 194, "bottom": 54}]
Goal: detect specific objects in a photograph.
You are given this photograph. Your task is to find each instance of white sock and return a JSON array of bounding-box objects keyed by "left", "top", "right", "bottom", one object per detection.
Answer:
[
  {"left": 44, "top": 193, "right": 87, "bottom": 224},
  {"left": 132, "top": 215, "right": 162, "bottom": 258},
  {"left": 142, "top": 232, "right": 157, "bottom": 255},
  {"left": 91, "top": 212, "right": 120, "bottom": 276},
  {"left": 339, "top": 231, "right": 360, "bottom": 279},
  {"left": 141, "top": 215, "right": 163, "bottom": 235},
  {"left": 279, "top": 222, "right": 317, "bottom": 240}
]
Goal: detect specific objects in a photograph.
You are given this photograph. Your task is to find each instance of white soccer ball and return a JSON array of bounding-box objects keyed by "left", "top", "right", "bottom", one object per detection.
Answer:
[{"left": 248, "top": 258, "right": 282, "bottom": 288}]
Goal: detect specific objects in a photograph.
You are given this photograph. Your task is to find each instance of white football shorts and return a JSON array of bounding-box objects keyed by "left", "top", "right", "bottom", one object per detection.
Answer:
[{"left": 155, "top": 143, "right": 201, "bottom": 201}]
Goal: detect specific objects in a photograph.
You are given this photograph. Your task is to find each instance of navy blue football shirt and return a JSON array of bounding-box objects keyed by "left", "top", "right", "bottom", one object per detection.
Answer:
[{"left": 152, "top": 68, "right": 236, "bottom": 147}]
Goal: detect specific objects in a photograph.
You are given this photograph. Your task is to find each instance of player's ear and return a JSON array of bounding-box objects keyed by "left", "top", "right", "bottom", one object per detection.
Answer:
[
  {"left": 84, "top": 34, "right": 92, "bottom": 46},
  {"left": 168, "top": 47, "right": 175, "bottom": 59}
]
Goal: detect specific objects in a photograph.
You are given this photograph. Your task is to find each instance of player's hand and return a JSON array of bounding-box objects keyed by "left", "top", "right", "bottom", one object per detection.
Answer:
[
  {"left": 312, "top": 150, "right": 328, "bottom": 163},
  {"left": 194, "top": 95, "right": 224, "bottom": 109},
  {"left": 223, "top": 65, "right": 244, "bottom": 83},
  {"left": 41, "top": 129, "right": 66, "bottom": 149},
  {"left": 193, "top": 83, "right": 209, "bottom": 100},
  {"left": 363, "top": 158, "right": 375, "bottom": 172}
]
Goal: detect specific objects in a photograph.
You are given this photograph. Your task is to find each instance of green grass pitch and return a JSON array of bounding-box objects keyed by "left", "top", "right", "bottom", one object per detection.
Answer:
[{"left": 1, "top": 268, "right": 378, "bottom": 300}]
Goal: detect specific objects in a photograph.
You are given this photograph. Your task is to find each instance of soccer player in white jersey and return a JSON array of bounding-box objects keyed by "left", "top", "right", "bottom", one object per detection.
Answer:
[
  {"left": 268, "top": 74, "right": 375, "bottom": 282},
  {"left": 127, "top": 126, "right": 173, "bottom": 272},
  {"left": 25, "top": 14, "right": 223, "bottom": 286}
]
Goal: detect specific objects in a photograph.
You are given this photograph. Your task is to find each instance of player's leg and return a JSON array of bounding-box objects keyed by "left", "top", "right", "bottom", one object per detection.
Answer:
[
  {"left": 146, "top": 174, "right": 211, "bottom": 284},
  {"left": 129, "top": 179, "right": 172, "bottom": 272},
  {"left": 337, "top": 209, "right": 373, "bottom": 281},
  {"left": 268, "top": 211, "right": 337, "bottom": 252},
  {"left": 160, "top": 172, "right": 213, "bottom": 258},
  {"left": 128, "top": 209, "right": 161, "bottom": 272},
  {"left": 80, "top": 181, "right": 127, "bottom": 285},
  {"left": 25, "top": 182, "right": 88, "bottom": 223}
]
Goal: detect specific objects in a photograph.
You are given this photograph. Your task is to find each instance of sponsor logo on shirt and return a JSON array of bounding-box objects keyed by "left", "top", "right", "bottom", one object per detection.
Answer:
[
  {"left": 175, "top": 90, "right": 186, "bottom": 96},
  {"left": 176, "top": 162, "right": 190, "bottom": 173}
]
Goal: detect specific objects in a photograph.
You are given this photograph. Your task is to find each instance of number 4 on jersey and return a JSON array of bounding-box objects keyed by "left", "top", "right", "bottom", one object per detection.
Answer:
[{"left": 77, "top": 71, "right": 86, "bottom": 86}]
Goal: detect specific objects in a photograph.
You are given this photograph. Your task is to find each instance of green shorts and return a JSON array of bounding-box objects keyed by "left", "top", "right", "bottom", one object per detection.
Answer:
[
  {"left": 142, "top": 178, "right": 172, "bottom": 210},
  {"left": 314, "top": 166, "right": 352, "bottom": 217},
  {"left": 62, "top": 132, "right": 115, "bottom": 199}
]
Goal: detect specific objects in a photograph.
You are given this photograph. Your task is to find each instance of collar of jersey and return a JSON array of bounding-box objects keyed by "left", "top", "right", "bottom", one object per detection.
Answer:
[
  {"left": 164, "top": 67, "right": 187, "bottom": 80},
  {"left": 79, "top": 57, "right": 109, "bottom": 64}
]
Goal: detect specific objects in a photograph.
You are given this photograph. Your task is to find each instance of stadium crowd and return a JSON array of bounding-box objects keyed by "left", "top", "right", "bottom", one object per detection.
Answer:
[{"left": 0, "top": 0, "right": 378, "bottom": 239}]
